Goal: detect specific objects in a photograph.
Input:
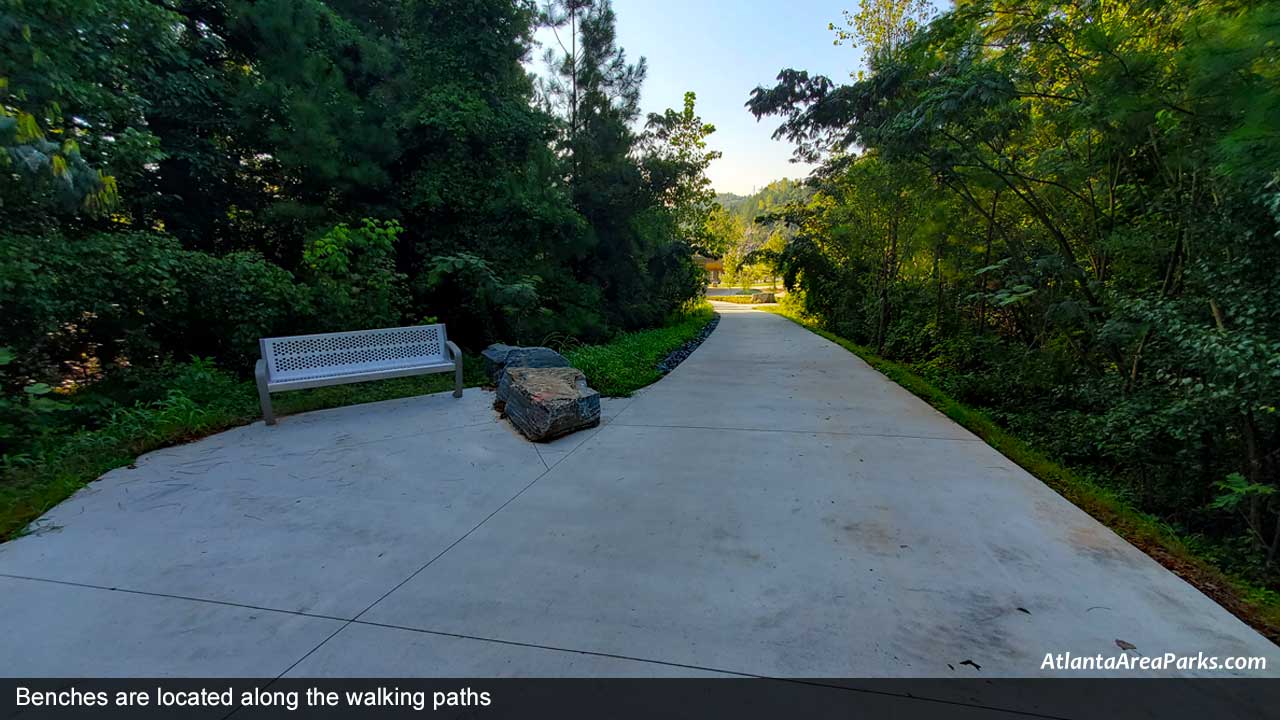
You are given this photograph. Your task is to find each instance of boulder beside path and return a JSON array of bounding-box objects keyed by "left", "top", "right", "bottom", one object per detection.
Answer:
[
  {"left": 497, "top": 367, "right": 601, "bottom": 442},
  {"left": 482, "top": 343, "right": 570, "bottom": 384}
]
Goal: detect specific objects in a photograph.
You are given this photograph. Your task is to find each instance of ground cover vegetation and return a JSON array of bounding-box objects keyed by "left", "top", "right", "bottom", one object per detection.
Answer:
[
  {"left": 739, "top": 0, "right": 1280, "bottom": 599},
  {"left": 564, "top": 300, "right": 714, "bottom": 396},
  {"left": 0, "top": 0, "right": 719, "bottom": 529}
]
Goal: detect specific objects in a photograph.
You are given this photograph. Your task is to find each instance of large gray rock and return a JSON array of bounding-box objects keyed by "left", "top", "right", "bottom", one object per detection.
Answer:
[
  {"left": 481, "top": 344, "right": 570, "bottom": 384},
  {"left": 481, "top": 344, "right": 516, "bottom": 382},
  {"left": 497, "top": 367, "right": 600, "bottom": 442},
  {"left": 750, "top": 292, "right": 776, "bottom": 303}
]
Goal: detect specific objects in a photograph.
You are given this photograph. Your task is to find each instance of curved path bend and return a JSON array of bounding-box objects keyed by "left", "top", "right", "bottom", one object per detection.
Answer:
[{"left": 1, "top": 303, "right": 1276, "bottom": 689}]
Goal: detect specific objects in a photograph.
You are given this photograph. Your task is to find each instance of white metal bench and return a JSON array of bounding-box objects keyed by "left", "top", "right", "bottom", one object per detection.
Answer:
[{"left": 254, "top": 324, "right": 462, "bottom": 425}]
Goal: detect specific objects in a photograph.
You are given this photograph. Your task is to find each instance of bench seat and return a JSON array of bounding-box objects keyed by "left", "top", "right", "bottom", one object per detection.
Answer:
[{"left": 255, "top": 324, "right": 462, "bottom": 425}]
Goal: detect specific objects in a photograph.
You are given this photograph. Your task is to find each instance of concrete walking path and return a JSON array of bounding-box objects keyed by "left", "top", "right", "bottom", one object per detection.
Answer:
[{"left": 0, "top": 303, "right": 1276, "bottom": 680}]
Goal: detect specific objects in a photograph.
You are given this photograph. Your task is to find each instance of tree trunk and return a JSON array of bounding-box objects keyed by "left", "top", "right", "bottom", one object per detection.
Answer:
[
  {"left": 1127, "top": 230, "right": 1186, "bottom": 391},
  {"left": 933, "top": 242, "right": 943, "bottom": 329},
  {"left": 878, "top": 216, "right": 899, "bottom": 355},
  {"left": 976, "top": 192, "right": 998, "bottom": 333},
  {"left": 1243, "top": 408, "right": 1264, "bottom": 539},
  {"left": 1266, "top": 509, "right": 1280, "bottom": 568}
]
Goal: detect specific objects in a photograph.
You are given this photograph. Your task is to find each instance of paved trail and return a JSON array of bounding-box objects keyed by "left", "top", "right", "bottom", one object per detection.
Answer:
[{"left": 1, "top": 303, "right": 1275, "bottom": 685}]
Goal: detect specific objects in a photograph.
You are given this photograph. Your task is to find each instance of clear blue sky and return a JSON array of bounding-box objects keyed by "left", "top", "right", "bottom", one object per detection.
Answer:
[{"left": 534, "top": 1, "right": 868, "bottom": 195}]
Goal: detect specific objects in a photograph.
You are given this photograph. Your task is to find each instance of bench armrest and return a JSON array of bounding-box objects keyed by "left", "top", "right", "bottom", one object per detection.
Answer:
[{"left": 445, "top": 340, "right": 461, "bottom": 362}]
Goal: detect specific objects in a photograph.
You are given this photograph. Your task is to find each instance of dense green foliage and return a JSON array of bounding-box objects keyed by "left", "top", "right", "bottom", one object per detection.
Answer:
[
  {"left": 712, "top": 178, "right": 812, "bottom": 285},
  {"left": 1, "top": 1, "right": 713, "bottom": 463},
  {"left": 748, "top": 0, "right": 1280, "bottom": 585}
]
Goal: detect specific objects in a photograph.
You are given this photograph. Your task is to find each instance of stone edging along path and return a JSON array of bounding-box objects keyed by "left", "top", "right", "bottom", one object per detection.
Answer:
[{"left": 656, "top": 312, "right": 720, "bottom": 376}]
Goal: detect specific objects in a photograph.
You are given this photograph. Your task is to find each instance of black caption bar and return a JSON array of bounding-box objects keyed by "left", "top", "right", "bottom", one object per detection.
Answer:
[{"left": 3, "top": 679, "right": 1277, "bottom": 720}]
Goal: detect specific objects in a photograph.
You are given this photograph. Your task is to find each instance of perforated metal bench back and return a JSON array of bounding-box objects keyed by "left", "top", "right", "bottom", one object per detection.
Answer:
[{"left": 261, "top": 324, "right": 449, "bottom": 384}]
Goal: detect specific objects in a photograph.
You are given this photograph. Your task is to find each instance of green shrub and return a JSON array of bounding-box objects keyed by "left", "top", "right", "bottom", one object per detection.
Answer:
[
  {"left": 301, "top": 219, "right": 409, "bottom": 332},
  {"left": 0, "top": 231, "right": 315, "bottom": 379},
  {"left": 174, "top": 251, "right": 309, "bottom": 370},
  {"left": 418, "top": 253, "right": 544, "bottom": 347},
  {"left": 0, "top": 231, "right": 187, "bottom": 381}
]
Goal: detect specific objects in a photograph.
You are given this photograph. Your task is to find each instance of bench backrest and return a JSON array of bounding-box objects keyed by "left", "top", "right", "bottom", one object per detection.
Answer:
[{"left": 261, "top": 324, "right": 449, "bottom": 383}]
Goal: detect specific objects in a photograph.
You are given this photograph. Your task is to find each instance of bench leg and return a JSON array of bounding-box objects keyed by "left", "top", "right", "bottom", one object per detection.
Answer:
[
  {"left": 255, "top": 359, "right": 276, "bottom": 425},
  {"left": 447, "top": 340, "right": 463, "bottom": 398}
]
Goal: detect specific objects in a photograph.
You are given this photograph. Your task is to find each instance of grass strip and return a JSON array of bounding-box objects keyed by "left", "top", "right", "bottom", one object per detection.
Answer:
[
  {"left": 565, "top": 302, "right": 715, "bottom": 397},
  {"left": 709, "top": 295, "right": 777, "bottom": 304}
]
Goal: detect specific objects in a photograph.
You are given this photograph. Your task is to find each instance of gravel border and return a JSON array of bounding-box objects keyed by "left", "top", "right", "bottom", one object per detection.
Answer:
[{"left": 655, "top": 312, "right": 720, "bottom": 375}]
